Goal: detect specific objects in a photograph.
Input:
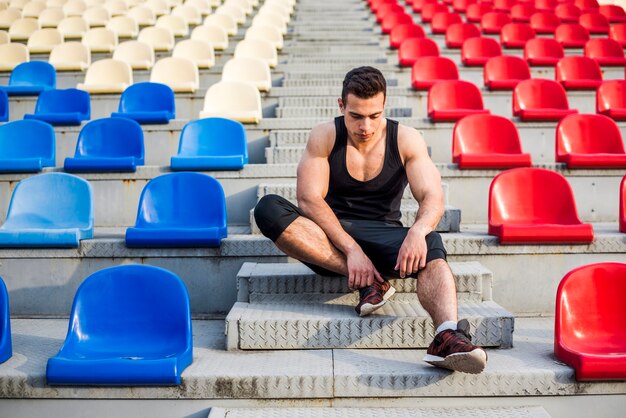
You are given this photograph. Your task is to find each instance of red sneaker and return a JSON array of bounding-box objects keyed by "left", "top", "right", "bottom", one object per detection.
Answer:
[
  {"left": 354, "top": 280, "right": 395, "bottom": 317},
  {"left": 423, "top": 319, "right": 488, "bottom": 374}
]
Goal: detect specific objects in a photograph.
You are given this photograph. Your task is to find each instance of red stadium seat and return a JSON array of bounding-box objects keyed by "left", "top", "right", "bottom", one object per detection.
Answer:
[
  {"left": 554, "top": 23, "right": 590, "bottom": 48},
  {"left": 481, "top": 11, "right": 512, "bottom": 33},
  {"left": 513, "top": 78, "right": 578, "bottom": 121},
  {"left": 555, "top": 3, "right": 582, "bottom": 22},
  {"left": 530, "top": 11, "right": 561, "bottom": 33},
  {"left": 411, "top": 0, "right": 437, "bottom": 13},
  {"left": 452, "top": 0, "right": 477, "bottom": 13},
  {"left": 556, "top": 114, "right": 626, "bottom": 168},
  {"left": 488, "top": 167, "right": 594, "bottom": 244},
  {"left": 452, "top": 114, "right": 532, "bottom": 168},
  {"left": 619, "top": 176, "right": 626, "bottom": 233},
  {"left": 371, "top": 0, "right": 397, "bottom": 13},
  {"left": 500, "top": 23, "right": 536, "bottom": 48},
  {"left": 411, "top": 56, "right": 459, "bottom": 89},
  {"left": 511, "top": 3, "right": 537, "bottom": 22},
  {"left": 431, "top": 11, "right": 463, "bottom": 34},
  {"left": 574, "top": 0, "right": 600, "bottom": 13},
  {"left": 398, "top": 37, "right": 440, "bottom": 67},
  {"left": 599, "top": 5, "right": 626, "bottom": 23},
  {"left": 596, "top": 80, "right": 626, "bottom": 121},
  {"left": 524, "top": 37, "right": 565, "bottom": 65},
  {"left": 555, "top": 262, "right": 626, "bottom": 380},
  {"left": 494, "top": 0, "right": 516, "bottom": 12},
  {"left": 535, "top": 0, "right": 558, "bottom": 12},
  {"left": 445, "top": 22, "right": 481, "bottom": 48},
  {"left": 421, "top": 3, "right": 449, "bottom": 22},
  {"left": 381, "top": 12, "right": 414, "bottom": 34},
  {"left": 466, "top": 2, "right": 494, "bottom": 22},
  {"left": 555, "top": 56, "right": 602, "bottom": 90},
  {"left": 376, "top": 3, "right": 405, "bottom": 22},
  {"left": 585, "top": 38, "right": 626, "bottom": 66},
  {"left": 427, "top": 80, "right": 490, "bottom": 121},
  {"left": 484, "top": 55, "right": 531, "bottom": 90},
  {"left": 461, "top": 36, "right": 503, "bottom": 66},
  {"left": 609, "top": 23, "right": 626, "bottom": 47},
  {"left": 389, "top": 23, "right": 426, "bottom": 49},
  {"left": 579, "top": 12, "right": 610, "bottom": 34}
]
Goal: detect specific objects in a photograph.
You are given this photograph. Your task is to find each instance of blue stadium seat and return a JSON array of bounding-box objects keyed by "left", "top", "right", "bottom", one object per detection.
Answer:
[
  {"left": 0, "top": 120, "right": 55, "bottom": 173},
  {"left": 126, "top": 172, "right": 227, "bottom": 247},
  {"left": 0, "top": 173, "right": 93, "bottom": 248},
  {"left": 111, "top": 82, "right": 175, "bottom": 124},
  {"left": 0, "top": 90, "right": 7, "bottom": 122},
  {"left": 0, "top": 276, "right": 11, "bottom": 364},
  {"left": 23, "top": 88, "right": 90, "bottom": 126},
  {"left": 170, "top": 118, "right": 248, "bottom": 170},
  {"left": 0, "top": 61, "right": 56, "bottom": 96},
  {"left": 64, "top": 117, "right": 144, "bottom": 172},
  {"left": 46, "top": 264, "right": 192, "bottom": 385}
]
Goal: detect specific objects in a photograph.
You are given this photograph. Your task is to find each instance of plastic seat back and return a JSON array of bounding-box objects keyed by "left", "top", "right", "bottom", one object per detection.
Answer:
[
  {"left": 599, "top": 5, "right": 626, "bottom": 23},
  {"left": 555, "top": 262, "right": 626, "bottom": 380},
  {"left": 200, "top": 80, "right": 262, "bottom": 123},
  {"left": 466, "top": 2, "right": 493, "bottom": 22},
  {"left": 376, "top": 2, "right": 404, "bottom": 22},
  {"left": 48, "top": 41, "right": 90, "bottom": 71},
  {"left": 428, "top": 80, "right": 485, "bottom": 112},
  {"left": 411, "top": 56, "right": 459, "bottom": 89},
  {"left": 173, "top": 39, "right": 214, "bottom": 69},
  {"left": 500, "top": 22, "right": 536, "bottom": 48},
  {"left": 46, "top": 264, "right": 192, "bottom": 385},
  {"left": 79, "top": 58, "right": 132, "bottom": 93},
  {"left": 150, "top": 57, "right": 199, "bottom": 93},
  {"left": 621, "top": 176, "right": 626, "bottom": 232},
  {"left": 484, "top": 55, "right": 531, "bottom": 90},
  {"left": 222, "top": 57, "right": 271, "bottom": 92},
  {"left": 204, "top": 13, "right": 237, "bottom": 36},
  {"left": 584, "top": 38, "right": 626, "bottom": 65},
  {"left": 524, "top": 37, "right": 564, "bottom": 65},
  {"left": 398, "top": 37, "right": 439, "bottom": 67},
  {"left": 555, "top": 56, "right": 602, "bottom": 89},
  {"left": 191, "top": 24, "right": 228, "bottom": 50},
  {"left": 0, "top": 90, "right": 6, "bottom": 121},
  {"left": 0, "top": 119, "right": 55, "bottom": 170},
  {"left": 452, "top": 0, "right": 477, "bottom": 13},
  {"left": 58, "top": 17, "right": 88, "bottom": 39},
  {"left": 234, "top": 39, "right": 277, "bottom": 68},
  {"left": 0, "top": 275, "right": 10, "bottom": 364},
  {"left": 554, "top": 23, "right": 590, "bottom": 48},
  {"left": 514, "top": 78, "right": 573, "bottom": 116},
  {"left": 0, "top": 42, "right": 29, "bottom": 71},
  {"left": 530, "top": 11, "right": 561, "bottom": 33},
  {"left": 113, "top": 81, "right": 174, "bottom": 124},
  {"left": 494, "top": 0, "right": 516, "bottom": 12},
  {"left": 597, "top": 80, "right": 626, "bottom": 119},
  {"left": 461, "top": 36, "right": 502, "bottom": 66},
  {"left": 156, "top": 14, "right": 189, "bottom": 37},
  {"left": 480, "top": 11, "right": 512, "bottom": 33},
  {"left": 0, "top": 8, "right": 21, "bottom": 30},
  {"left": 421, "top": 3, "right": 449, "bottom": 23},
  {"left": 390, "top": 23, "right": 425, "bottom": 49},
  {"left": 445, "top": 22, "right": 480, "bottom": 48},
  {"left": 137, "top": 26, "right": 174, "bottom": 52},
  {"left": 579, "top": 11, "right": 609, "bottom": 33},
  {"left": 9, "top": 17, "right": 39, "bottom": 41},
  {"left": 4, "top": 61, "right": 56, "bottom": 93},
  {"left": 27, "top": 28, "right": 62, "bottom": 53},
  {"left": 511, "top": 3, "right": 536, "bottom": 22},
  {"left": 381, "top": 12, "right": 413, "bottom": 34},
  {"left": 245, "top": 24, "right": 283, "bottom": 50},
  {"left": 82, "top": 27, "right": 117, "bottom": 52},
  {"left": 104, "top": 0, "right": 128, "bottom": 17},
  {"left": 113, "top": 40, "right": 154, "bottom": 70},
  {"left": 63, "top": 0, "right": 87, "bottom": 16},
  {"left": 556, "top": 114, "right": 625, "bottom": 160},
  {"left": 609, "top": 23, "right": 626, "bottom": 47},
  {"left": 575, "top": 0, "right": 600, "bottom": 13},
  {"left": 431, "top": 11, "right": 463, "bottom": 34},
  {"left": 106, "top": 15, "right": 139, "bottom": 38},
  {"left": 83, "top": 6, "right": 111, "bottom": 27},
  {"left": 453, "top": 113, "right": 526, "bottom": 160},
  {"left": 556, "top": 3, "right": 582, "bottom": 22},
  {"left": 28, "top": 88, "right": 90, "bottom": 123},
  {"left": 127, "top": 5, "right": 156, "bottom": 26},
  {"left": 145, "top": 0, "right": 170, "bottom": 16},
  {"left": 71, "top": 117, "right": 144, "bottom": 161},
  {"left": 172, "top": 4, "right": 203, "bottom": 25}
]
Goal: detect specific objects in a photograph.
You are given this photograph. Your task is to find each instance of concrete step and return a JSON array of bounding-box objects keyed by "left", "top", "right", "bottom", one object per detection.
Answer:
[
  {"left": 236, "top": 261, "right": 493, "bottom": 303},
  {"left": 208, "top": 407, "right": 552, "bottom": 418},
  {"left": 275, "top": 106, "right": 412, "bottom": 118},
  {"left": 225, "top": 300, "right": 514, "bottom": 350},
  {"left": 278, "top": 96, "right": 408, "bottom": 106}
]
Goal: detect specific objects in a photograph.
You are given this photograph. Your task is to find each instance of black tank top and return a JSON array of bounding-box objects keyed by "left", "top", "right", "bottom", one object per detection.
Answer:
[{"left": 325, "top": 116, "right": 408, "bottom": 225}]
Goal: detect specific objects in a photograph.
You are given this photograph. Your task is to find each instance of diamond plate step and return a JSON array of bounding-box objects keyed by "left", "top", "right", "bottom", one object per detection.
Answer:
[
  {"left": 275, "top": 106, "right": 411, "bottom": 118},
  {"left": 208, "top": 406, "right": 551, "bottom": 418},
  {"left": 236, "top": 261, "right": 493, "bottom": 303},
  {"left": 265, "top": 143, "right": 434, "bottom": 163},
  {"left": 225, "top": 300, "right": 514, "bottom": 350},
  {"left": 278, "top": 96, "right": 408, "bottom": 107}
]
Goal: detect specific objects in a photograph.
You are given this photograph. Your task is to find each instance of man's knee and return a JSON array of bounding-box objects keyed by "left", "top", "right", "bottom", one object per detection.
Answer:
[{"left": 254, "top": 194, "right": 300, "bottom": 242}]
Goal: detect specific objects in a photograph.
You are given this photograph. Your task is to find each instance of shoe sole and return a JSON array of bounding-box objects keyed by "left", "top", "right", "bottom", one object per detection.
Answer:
[
  {"left": 358, "top": 285, "right": 396, "bottom": 317},
  {"left": 423, "top": 349, "right": 488, "bottom": 374}
]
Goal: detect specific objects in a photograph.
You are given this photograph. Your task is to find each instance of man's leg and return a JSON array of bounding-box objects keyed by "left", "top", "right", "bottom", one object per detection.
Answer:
[{"left": 415, "top": 258, "right": 458, "bottom": 328}]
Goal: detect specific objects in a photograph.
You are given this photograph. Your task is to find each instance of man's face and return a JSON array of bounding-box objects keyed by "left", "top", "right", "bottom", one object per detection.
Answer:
[{"left": 338, "top": 92, "right": 386, "bottom": 143}]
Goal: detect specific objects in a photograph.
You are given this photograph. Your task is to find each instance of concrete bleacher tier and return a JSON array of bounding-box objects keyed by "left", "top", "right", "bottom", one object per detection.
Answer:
[{"left": 0, "top": 0, "right": 626, "bottom": 416}]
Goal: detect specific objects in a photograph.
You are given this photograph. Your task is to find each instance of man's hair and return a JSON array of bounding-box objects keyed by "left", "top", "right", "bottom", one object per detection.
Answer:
[{"left": 341, "top": 66, "right": 387, "bottom": 105}]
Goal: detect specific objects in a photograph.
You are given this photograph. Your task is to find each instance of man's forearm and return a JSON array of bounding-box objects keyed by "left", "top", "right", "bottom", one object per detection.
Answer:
[
  {"left": 298, "top": 197, "right": 359, "bottom": 255},
  {"left": 411, "top": 197, "right": 445, "bottom": 235}
]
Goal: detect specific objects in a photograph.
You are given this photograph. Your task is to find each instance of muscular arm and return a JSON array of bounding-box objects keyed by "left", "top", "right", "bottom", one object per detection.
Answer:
[
  {"left": 296, "top": 123, "right": 384, "bottom": 288},
  {"left": 395, "top": 125, "right": 445, "bottom": 277}
]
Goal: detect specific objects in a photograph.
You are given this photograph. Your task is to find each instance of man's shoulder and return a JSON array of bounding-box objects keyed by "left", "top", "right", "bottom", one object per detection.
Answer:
[
  {"left": 307, "top": 120, "right": 337, "bottom": 155},
  {"left": 395, "top": 122, "right": 427, "bottom": 160}
]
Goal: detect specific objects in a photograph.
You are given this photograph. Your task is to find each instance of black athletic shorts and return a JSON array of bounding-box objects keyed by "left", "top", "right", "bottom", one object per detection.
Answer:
[{"left": 254, "top": 194, "right": 447, "bottom": 278}]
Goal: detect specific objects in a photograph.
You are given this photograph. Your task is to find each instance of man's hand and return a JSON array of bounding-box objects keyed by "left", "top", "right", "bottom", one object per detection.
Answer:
[
  {"left": 395, "top": 228, "right": 428, "bottom": 278},
  {"left": 346, "top": 245, "right": 384, "bottom": 290}
]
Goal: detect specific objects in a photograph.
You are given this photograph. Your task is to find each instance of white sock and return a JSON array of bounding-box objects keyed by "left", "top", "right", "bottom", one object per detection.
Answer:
[{"left": 436, "top": 320, "right": 457, "bottom": 335}]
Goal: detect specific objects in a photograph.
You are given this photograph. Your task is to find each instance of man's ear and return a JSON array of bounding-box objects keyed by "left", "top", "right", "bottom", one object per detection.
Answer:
[{"left": 338, "top": 98, "right": 345, "bottom": 112}]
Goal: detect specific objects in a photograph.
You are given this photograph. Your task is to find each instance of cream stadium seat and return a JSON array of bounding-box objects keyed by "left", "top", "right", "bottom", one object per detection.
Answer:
[
  {"left": 8, "top": 0, "right": 28, "bottom": 8},
  {"left": 127, "top": 6, "right": 156, "bottom": 26},
  {"left": 0, "top": 29, "right": 8, "bottom": 43},
  {"left": 49, "top": 41, "right": 90, "bottom": 70},
  {"left": 200, "top": 80, "right": 262, "bottom": 123},
  {"left": 221, "top": 56, "right": 271, "bottom": 92},
  {"left": 27, "top": 28, "right": 63, "bottom": 53},
  {"left": 137, "top": 25, "right": 173, "bottom": 51},
  {"left": 0, "top": 42, "right": 28, "bottom": 71},
  {"left": 226, "top": 0, "right": 253, "bottom": 15},
  {"left": 47, "top": 0, "right": 69, "bottom": 7},
  {"left": 155, "top": 14, "right": 188, "bottom": 37},
  {"left": 203, "top": 13, "right": 236, "bottom": 36},
  {"left": 150, "top": 56, "right": 199, "bottom": 92},
  {"left": 39, "top": 7, "right": 66, "bottom": 28},
  {"left": 9, "top": 17, "right": 40, "bottom": 41},
  {"left": 191, "top": 24, "right": 227, "bottom": 50},
  {"left": 106, "top": 15, "right": 138, "bottom": 38},
  {"left": 82, "top": 27, "right": 117, "bottom": 52},
  {"left": 173, "top": 38, "right": 214, "bottom": 68},
  {"left": 234, "top": 38, "right": 277, "bottom": 67},
  {"left": 113, "top": 40, "right": 154, "bottom": 70},
  {"left": 0, "top": 8, "right": 21, "bottom": 31},
  {"left": 22, "top": 1, "right": 47, "bottom": 18},
  {"left": 58, "top": 16, "right": 88, "bottom": 39},
  {"left": 77, "top": 57, "right": 132, "bottom": 93},
  {"left": 245, "top": 24, "right": 283, "bottom": 49},
  {"left": 62, "top": 0, "right": 86, "bottom": 17},
  {"left": 104, "top": 0, "right": 128, "bottom": 16},
  {"left": 251, "top": 11, "right": 287, "bottom": 34},
  {"left": 184, "top": 0, "right": 211, "bottom": 16},
  {"left": 263, "top": 0, "right": 293, "bottom": 17},
  {"left": 83, "top": 6, "right": 110, "bottom": 27},
  {"left": 145, "top": 0, "right": 169, "bottom": 16},
  {"left": 171, "top": 4, "right": 202, "bottom": 25},
  {"left": 216, "top": 3, "right": 246, "bottom": 25}
]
